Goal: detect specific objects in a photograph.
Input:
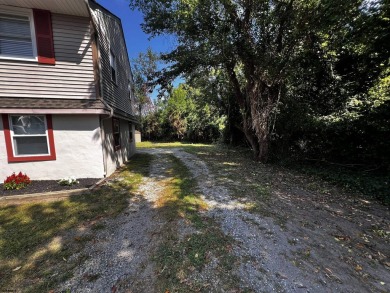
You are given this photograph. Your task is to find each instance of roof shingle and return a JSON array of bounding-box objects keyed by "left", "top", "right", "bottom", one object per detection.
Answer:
[{"left": 0, "top": 98, "right": 109, "bottom": 110}]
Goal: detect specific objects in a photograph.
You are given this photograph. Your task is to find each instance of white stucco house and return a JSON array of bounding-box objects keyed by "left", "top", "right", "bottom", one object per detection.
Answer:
[{"left": 0, "top": 0, "right": 138, "bottom": 180}]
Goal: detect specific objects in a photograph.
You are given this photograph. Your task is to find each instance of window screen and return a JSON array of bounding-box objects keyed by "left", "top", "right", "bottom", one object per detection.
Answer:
[{"left": 0, "top": 13, "right": 34, "bottom": 58}]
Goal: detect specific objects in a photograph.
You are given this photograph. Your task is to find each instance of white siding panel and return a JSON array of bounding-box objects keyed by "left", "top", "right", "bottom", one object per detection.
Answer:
[{"left": 0, "top": 13, "right": 96, "bottom": 99}]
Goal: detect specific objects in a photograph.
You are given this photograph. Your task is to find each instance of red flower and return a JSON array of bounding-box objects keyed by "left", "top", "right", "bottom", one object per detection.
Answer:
[{"left": 3, "top": 172, "right": 31, "bottom": 190}]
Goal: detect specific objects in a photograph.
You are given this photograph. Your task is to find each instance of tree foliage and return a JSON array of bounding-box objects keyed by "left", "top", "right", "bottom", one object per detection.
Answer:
[
  {"left": 142, "top": 83, "right": 225, "bottom": 142},
  {"left": 131, "top": 0, "right": 389, "bottom": 168},
  {"left": 131, "top": 47, "right": 159, "bottom": 125}
]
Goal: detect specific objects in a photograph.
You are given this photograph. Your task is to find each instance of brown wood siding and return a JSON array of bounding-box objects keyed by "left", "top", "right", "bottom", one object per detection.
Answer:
[
  {"left": 89, "top": 2, "right": 135, "bottom": 116},
  {"left": 0, "top": 13, "right": 96, "bottom": 99}
]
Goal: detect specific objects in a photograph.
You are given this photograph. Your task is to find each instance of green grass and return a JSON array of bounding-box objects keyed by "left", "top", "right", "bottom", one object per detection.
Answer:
[
  {"left": 0, "top": 153, "right": 152, "bottom": 292},
  {"left": 152, "top": 153, "right": 237, "bottom": 292},
  {"left": 137, "top": 141, "right": 212, "bottom": 148},
  {"left": 156, "top": 155, "right": 207, "bottom": 227}
]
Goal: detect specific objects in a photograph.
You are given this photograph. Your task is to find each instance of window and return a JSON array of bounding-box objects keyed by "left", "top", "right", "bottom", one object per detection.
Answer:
[
  {"left": 112, "top": 118, "right": 120, "bottom": 150},
  {"left": 0, "top": 9, "right": 37, "bottom": 60},
  {"left": 110, "top": 51, "right": 117, "bottom": 83},
  {"left": 0, "top": 7, "right": 55, "bottom": 64},
  {"left": 2, "top": 114, "right": 56, "bottom": 162},
  {"left": 129, "top": 122, "right": 133, "bottom": 143}
]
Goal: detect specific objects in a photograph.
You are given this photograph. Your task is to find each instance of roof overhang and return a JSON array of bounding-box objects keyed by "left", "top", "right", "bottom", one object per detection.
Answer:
[{"left": 0, "top": 0, "right": 90, "bottom": 17}]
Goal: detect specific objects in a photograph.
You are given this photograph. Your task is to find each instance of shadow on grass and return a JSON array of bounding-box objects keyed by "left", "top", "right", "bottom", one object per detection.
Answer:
[{"left": 0, "top": 153, "right": 153, "bottom": 292}]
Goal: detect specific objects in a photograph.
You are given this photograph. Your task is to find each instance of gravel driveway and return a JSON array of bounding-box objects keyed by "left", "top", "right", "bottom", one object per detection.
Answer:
[{"left": 60, "top": 147, "right": 390, "bottom": 292}]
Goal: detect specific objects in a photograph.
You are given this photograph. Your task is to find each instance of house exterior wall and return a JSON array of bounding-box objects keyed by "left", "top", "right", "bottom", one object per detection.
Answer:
[
  {"left": 0, "top": 12, "right": 96, "bottom": 99},
  {"left": 88, "top": 2, "right": 136, "bottom": 115},
  {"left": 0, "top": 115, "right": 104, "bottom": 180},
  {"left": 101, "top": 118, "right": 136, "bottom": 177}
]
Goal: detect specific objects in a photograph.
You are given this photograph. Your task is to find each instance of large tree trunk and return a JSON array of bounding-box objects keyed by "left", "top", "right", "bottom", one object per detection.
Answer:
[
  {"left": 241, "top": 108, "right": 260, "bottom": 160},
  {"left": 225, "top": 61, "right": 279, "bottom": 162},
  {"left": 247, "top": 79, "right": 281, "bottom": 163}
]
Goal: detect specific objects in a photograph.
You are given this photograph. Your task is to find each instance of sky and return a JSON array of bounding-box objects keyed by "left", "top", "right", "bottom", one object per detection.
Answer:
[{"left": 97, "top": 0, "right": 176, "bottom": 60}]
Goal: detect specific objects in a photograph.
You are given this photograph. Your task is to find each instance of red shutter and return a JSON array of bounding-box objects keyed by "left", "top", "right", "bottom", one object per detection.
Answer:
[{"left": 33, "top": 9, "right": 55, "bottom": 65}]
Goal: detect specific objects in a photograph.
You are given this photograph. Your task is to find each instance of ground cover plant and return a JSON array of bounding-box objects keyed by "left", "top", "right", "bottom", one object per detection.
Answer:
[
  {"left": 0, "top": 153, "right": 152, "bottom": 292},
  {"left": 0, "top": 178, "right": 99, "bottom": 197}
]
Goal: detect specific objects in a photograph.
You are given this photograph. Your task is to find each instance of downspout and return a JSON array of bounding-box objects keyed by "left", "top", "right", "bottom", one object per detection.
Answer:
[{"left": 85, "top": 0, "right": 113, "bottom": 177}]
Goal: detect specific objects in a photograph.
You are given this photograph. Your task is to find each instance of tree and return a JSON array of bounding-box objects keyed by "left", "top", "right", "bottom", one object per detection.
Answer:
[
  {"left": 130, "top": 0, "right": 366, "bottom": 162},
  {"left": 131, "top": 47, "right": 159, "bottom": 128},
  {"left": 165, "top": 84, "right": 191, "bottom": 139}
]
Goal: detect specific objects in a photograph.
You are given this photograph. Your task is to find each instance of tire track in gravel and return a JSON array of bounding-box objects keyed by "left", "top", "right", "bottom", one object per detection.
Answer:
[
  {"left": 59, "top": 153, "right": 171, "bottom": 293},
  {"left": 142, "top": 148, "right": 388, "bottom": 293},
  {"left": 169, "top": 149, "right": 322, "bottom": 293},
  {"left": 60, "top": 148, "right": 389, "bottom": 293}
]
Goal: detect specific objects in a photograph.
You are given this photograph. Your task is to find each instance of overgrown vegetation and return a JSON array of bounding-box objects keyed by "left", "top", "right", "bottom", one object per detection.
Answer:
[
  {"left": 154, "top": 154, "right": 237, "bottom": 292},
  {"left": 130, "top": 0, "right": 389, "bottom": 185},
  {"left": 286, "top": 161, "right": 390, "bottom": 204},
  {"left": 0, "top": 153, "right": 152, "bottom": 292}
]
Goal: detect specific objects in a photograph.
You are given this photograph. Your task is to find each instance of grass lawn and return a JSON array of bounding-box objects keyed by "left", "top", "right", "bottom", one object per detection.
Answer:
[{"left": 0, "top": 153, "right": 152, "bottom": 292}]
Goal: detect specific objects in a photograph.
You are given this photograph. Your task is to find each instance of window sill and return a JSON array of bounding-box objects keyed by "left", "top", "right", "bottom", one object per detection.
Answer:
[
  {"left": 0, "top": 55, "right": 38, "bottom": 63},
  {"left": 8, "top": 154, "right": 56, "bottom": 163}
]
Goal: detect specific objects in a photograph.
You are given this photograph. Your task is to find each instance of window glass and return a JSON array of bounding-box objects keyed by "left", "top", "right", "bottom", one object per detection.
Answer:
[
  {"left": 129, "top": 122, "right": 133, "bottom": 142},
  {"left": 13, "top": 136, "right": 48, "bottom": 155},
  {"left": 110, "top": 51, "right": 117, "bottom": 83},
  {"left": 0, "top": 13, "right": 34, "bottom": 58},
  {"left": 10, "top": 115, "right": 49, "bottom": 156},
  {"left": 11, "top": 115, "right": 46, "bottom": 135}
]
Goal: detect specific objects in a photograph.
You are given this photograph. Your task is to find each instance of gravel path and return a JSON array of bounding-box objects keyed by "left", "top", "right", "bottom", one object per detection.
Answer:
[
  {"left": 141, "top": 148, "right": 390, "bottom": 293},
  {"left": 59, "top": 154, "right": 171, "bottom": 292},
  {"left": 60, "top": 147, "right": 389, "bottom": 292},
  {"left": 157, "top": 149, "right": 324, "bottom": 292}
]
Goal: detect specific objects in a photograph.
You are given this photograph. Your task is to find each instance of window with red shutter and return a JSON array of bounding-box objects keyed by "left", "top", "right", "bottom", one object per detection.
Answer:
[{"left": 33, "top": 9, "right": 55, "bottom": 65}]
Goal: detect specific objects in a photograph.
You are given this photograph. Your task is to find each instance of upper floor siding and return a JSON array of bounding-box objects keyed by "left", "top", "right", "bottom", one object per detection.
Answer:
[
  {"left": 89, "top": 1, "right": 135, "bottom": 116},
  {"left": 0, "top": 9, "right": 96, "bottom": 99}
]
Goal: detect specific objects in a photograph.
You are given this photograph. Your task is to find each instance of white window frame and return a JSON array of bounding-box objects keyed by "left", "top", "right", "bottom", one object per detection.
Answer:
[
  {"left": 9, "top": 115, "right": 51, "bottom": 157},
  {"left": 0, "top": 5, "right": 38, "bottom": 62}
]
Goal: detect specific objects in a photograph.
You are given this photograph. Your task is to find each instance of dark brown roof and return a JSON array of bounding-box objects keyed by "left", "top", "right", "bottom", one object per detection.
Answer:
[
  {"left": 0, "top": 98, "right": 109, "bottom": 110},
  {"left": 112, "top": 106, "right": 139, "bottom": 124}
]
